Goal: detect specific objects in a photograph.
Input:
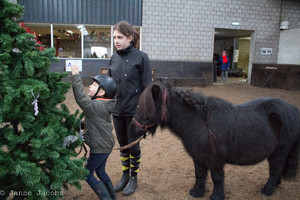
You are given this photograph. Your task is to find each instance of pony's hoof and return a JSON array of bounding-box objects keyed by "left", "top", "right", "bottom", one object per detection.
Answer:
[
  {"left": 261, "top": 187, "right": 274, "bottom": 196},
  {"left": 276, "top": 179, "right": 281, "bottom": 186},
  {"left": 189, "top": 187, "right": 204, "bottom": 198},
  {"left": 210, "top": 194, "right": 225, "bottom": 200}
]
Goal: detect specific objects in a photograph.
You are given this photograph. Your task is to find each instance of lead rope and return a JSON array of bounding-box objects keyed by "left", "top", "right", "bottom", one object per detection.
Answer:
[
  {"left": 114, "top": 89, "right": 168, "bottom": 151},
  {"left": 113, "top": 134, "right": 146, "bottom": 151}
]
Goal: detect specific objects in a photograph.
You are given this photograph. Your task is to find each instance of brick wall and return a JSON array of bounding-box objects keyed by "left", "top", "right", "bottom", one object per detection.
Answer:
[
  {"left": 42, "top": 0, "right": 300, "bottom": 86},
  {"left": 142, "top": 0, "right": 300, "bottom": 64}
]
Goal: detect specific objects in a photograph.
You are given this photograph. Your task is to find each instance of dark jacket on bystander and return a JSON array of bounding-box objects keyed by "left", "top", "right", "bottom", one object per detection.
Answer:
[{"left": 108, "top": 44, "right": 152, "bottom": 116}]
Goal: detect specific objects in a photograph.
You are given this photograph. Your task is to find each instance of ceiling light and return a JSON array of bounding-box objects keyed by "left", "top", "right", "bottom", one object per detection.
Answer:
[
  {"left": 232, "top": 22, "right": 240, "bottom": 26},
  {"left": 66, "top": 30, "right": 73, "bottom": 34}
]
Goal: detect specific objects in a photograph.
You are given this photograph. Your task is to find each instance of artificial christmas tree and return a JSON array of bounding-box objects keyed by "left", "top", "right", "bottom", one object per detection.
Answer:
[{"left": 0, "top": 0, "right": 87, "bottom": 199}]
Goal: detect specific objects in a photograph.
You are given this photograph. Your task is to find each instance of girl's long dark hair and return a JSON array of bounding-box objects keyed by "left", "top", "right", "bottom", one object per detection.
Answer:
[{"left": 114, "top": 20, "right": 140, "bottom": 49}]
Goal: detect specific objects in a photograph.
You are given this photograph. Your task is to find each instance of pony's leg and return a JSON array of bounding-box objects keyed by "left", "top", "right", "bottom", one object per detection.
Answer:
[
  {"left": 209, "top": 162, "right": 225, "bottom": 200},
  {"left": 261, "top": 147, "right": 290, "bottom": 196},
  {"left": 189, "top": 159, "right": 208, "bottom": 198}
]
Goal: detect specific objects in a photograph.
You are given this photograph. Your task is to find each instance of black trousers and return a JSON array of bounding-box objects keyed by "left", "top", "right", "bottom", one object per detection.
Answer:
[{"left": 113, "top": 116, "right": 141, "bottom": 176}]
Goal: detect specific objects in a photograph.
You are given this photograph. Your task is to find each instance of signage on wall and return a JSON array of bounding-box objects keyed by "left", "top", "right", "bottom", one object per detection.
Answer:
[
  {"left": 261, "top": 48, "right": 272, "bottom": 55},
  {"left": 65, "top": 60, "right": 82, "bottom": 71},
  {"left": 234, "top": 50, "right": 239, "bottom": 62}
]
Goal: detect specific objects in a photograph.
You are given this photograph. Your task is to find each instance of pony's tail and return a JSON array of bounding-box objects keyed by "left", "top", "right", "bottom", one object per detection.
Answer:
[{"left": 282, "top": 127, "right": 300, "bottom": 180}]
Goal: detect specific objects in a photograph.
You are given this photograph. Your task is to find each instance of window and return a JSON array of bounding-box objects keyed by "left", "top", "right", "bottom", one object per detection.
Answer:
[
  {"left": 22, "top": 24, "right": 51, "bottom": 48},
  {"left": 53, "top": 25, "right": 81, "bottom": 58},
  {"left": 84, "top": 26, "right": 111, "bottom": 58},
  {"left": 23, "top": 24, "right": 141, "bottom": 59}
]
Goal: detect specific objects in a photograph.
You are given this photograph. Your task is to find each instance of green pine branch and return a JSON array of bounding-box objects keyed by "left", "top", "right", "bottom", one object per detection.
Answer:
[{"left": 0, "top": 0, "right": 88, "bottom": 199}]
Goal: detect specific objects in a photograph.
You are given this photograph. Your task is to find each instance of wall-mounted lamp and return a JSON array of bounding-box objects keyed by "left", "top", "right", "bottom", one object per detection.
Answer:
[{"left": 232, "top": 22, "right": 240, "bottom": 26}]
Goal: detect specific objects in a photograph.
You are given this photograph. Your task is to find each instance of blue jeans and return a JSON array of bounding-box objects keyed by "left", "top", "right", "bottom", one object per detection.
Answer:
[
  {"left": 221, "top": 71, "right": 228, "bottom": 83},
  {"left": 86, "top": 153, "right": 111, "bottom": 187}
]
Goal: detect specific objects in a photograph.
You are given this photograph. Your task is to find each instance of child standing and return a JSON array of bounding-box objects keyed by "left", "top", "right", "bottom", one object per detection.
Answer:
[{"left": 71, "top": 64, "right": 117, "bottom": 200}]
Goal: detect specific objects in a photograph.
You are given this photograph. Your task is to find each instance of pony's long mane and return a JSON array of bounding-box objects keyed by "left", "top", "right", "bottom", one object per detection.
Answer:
[
  {"left": 138, "top": 83, "right": 208, "bottom": 121},
  {"left": 170, "top": 87, "right": 207, "bottom": 113}
]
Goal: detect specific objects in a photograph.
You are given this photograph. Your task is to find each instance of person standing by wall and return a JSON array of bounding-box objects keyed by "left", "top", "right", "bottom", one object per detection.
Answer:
[
  {"left": 217, "top": 51, "right": 230, "bottom": 83},
  {"left": 108, "top": 20, "right": 152, "bottom": 196}
]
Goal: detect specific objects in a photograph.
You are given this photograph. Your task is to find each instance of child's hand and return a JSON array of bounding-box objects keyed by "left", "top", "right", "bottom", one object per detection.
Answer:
[{"left": 71, "top": 65, "right": 79, "bottom": 75}]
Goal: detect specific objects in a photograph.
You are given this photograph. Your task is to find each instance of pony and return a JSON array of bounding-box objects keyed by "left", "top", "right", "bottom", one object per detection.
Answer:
[{"left": 130, "top": 82, "right": 300, "bottom": 200}]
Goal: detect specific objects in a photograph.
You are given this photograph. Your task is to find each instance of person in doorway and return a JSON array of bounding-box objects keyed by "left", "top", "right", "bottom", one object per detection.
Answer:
[
  {"left": 108, "top": 20, "right": 152, "bottom": 196},
  {"left": 217, "top": 51, "right": 230, "bottom": 83},
  {"left": 70, "top": 64, "right": 118, "bottom": 200}
]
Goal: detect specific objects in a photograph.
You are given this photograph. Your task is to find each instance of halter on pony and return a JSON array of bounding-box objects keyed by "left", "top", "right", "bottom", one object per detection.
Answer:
[{"left": 132, "top": 89, "right": 168, "bottom": 132}]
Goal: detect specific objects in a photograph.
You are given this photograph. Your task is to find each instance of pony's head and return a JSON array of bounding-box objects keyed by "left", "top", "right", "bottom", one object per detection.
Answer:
[{"left": 130, "top": 82, "right": 169, "bottom": 137}]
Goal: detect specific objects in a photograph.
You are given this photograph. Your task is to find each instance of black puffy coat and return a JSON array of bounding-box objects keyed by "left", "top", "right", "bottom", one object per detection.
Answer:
[{"left": 108, "top": 44, "right": 152, "bottom": 116}]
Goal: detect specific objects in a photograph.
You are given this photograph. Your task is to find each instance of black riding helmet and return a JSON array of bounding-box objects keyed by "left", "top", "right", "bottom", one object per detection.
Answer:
[{"left": 90, "top": 75, "right": 117, "bottom": 99}]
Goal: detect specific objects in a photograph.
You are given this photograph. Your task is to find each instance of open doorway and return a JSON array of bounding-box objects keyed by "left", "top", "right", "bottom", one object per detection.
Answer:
[{"left": 213, "top": 28, "right": 253, "bottom": 84}]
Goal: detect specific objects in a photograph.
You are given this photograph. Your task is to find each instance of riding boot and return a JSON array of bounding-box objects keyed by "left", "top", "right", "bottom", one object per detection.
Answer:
[
  {"left": 123, "top": 175, "right": 138, "bottom": 196},
  {"left": 122, "top": 153, "right": 140, "bottom": 196},
  {"left": 114, "top": 171, "right": 130, "bottom": 193},
  {"left": 115, "top": 151, "right": 130, "bottom": 192},
  {"left": 91, "top": 181, "right": 112, "bottom": 200},
  {"left": 104, "top": 181, "right": 118, "bottom": 200}
]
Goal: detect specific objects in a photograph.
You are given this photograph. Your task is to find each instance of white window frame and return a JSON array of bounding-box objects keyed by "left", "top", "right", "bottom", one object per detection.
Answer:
[{"left": 24, "top": 23, "right": 141, "bottom": 59}]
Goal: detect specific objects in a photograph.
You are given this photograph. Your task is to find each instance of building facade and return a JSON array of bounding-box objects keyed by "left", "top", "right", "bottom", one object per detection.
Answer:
[{"left": 15, "top": 0, "right": 300, "bottom": 86}]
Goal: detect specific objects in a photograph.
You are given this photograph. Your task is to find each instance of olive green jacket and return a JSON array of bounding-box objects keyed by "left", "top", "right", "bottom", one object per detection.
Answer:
[{"left": 71, "top": 74, "right": 117, "bottom": 153}]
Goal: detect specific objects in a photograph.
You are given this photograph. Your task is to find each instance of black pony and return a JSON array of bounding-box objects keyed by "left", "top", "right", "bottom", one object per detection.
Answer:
[{"left": 130, "top": 82, "right": 300, "bottom": 200}]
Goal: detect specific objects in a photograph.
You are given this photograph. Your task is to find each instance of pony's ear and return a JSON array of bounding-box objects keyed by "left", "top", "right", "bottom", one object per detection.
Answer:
[{"left": 152, "top": 83, "right": 162, "bottom": 101}]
